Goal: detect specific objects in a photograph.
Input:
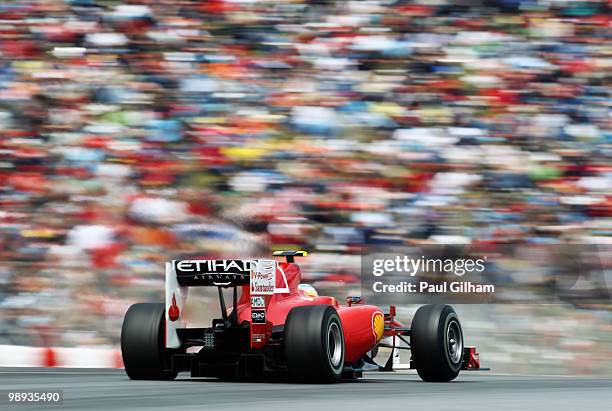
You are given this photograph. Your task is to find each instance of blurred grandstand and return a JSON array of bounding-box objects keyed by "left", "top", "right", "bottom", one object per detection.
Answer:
[{"left": 0, "top": 0, "right": 610, "bottom": 374}]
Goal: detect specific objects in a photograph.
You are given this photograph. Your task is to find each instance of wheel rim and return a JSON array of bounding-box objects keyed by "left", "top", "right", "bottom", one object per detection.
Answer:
[
  {"left": 327, "top": 322, "right": 342, "bottom": 368},
  {"left": 446, "top": 319, "right": 463, "bottom": 364}
]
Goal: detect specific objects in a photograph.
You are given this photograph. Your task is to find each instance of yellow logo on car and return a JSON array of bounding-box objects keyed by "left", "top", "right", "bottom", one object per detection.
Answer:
[{"left": 372, "top": 312, "right": 384, "bottom": 341}]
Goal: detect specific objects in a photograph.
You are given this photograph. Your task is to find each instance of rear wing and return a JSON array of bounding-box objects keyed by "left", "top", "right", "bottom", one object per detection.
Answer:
[{"left": 165, "top": 258, "right": 279, "bottom": 348}]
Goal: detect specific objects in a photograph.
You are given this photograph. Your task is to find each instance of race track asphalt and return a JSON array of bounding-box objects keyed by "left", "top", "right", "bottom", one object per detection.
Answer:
[{"left": 1, "top": 367, "right": 611, "bottom": 411}]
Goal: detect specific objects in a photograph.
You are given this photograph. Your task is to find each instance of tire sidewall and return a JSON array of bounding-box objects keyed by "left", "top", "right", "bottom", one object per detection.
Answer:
[
  {"left": 438, "top": 308, "right": 462, "bottom": 373},
  {"left": 320, "top": 309, "right": 344, "bottom": 376}
]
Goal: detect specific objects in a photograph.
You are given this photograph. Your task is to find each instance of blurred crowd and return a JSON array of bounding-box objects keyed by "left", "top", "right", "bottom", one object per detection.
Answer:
[{"left": 0, "top": 0, "right": 610, "bottom": 372}]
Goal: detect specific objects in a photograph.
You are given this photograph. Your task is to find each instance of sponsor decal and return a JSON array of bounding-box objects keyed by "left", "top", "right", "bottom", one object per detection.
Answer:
[
  {"left": 173, "top": 259, "right": 254, "bottom": 286},
  {"left": 168, "top": 293, "right": 180, "bottom": 322},
  {"left": 251, "top": 310, "right": 266, "bottom": 324},
  {"left": 251, "top": 296, "right": 265, "bottom": 308},
  {"left": 176, "top": 259, "right": 255, "bottom": 273},
  {"left": 251, "top": 333, "right": 266, "bottom": 342},
  {"left": 250, "top": 260, "right": 276, "bottom": 295},
  {"left": 372, "top": 312, "right": 384, "bottom": 341}
]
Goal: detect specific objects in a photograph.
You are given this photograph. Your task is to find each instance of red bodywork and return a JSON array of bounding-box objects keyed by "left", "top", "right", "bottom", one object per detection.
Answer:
[
  {"left": 464, "top": 346, "right": 481, "bottom": 369},
  {"left": 234, "top": 262, "right": 384, "bottom": 363}
]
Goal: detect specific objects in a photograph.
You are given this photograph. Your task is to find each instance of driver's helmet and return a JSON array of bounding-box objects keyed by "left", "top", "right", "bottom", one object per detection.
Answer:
[{"left": 298, "top": 283, "right": 319, "bottom": 298}]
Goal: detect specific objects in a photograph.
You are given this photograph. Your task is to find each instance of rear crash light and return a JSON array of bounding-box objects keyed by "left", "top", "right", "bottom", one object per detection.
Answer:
[{"left": 202, "top": 330, "right": 215, "bottom": 350}]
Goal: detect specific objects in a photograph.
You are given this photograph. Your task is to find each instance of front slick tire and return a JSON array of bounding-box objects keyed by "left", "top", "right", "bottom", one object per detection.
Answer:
[
  {"left": 411, "top": 304, "right": 463, "bottom": 382},
  {"left": 121, "top": 303, "right": 177, "bottom": 380},
  {"left": 284, "top": 305, "right": 344, "bottom": 383}
]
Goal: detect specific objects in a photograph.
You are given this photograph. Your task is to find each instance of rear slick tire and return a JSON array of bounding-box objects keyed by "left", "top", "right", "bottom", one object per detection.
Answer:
[
  {"left": 121, "top": 303, "right": 177, "bottom": 380},
  {"left": 410, "top": 304, "right": 463, "bottom": 382},
  {"left": 284, "top": 305, "right": 345, "bottom": 383}
]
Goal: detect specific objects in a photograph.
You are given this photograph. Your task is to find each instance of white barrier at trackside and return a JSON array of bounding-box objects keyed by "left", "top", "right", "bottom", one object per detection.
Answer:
[{"left": 0, "top": 345, "right": 123, "bottom": 368}]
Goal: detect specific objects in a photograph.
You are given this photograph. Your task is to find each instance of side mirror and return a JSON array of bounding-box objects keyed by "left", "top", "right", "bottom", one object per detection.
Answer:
[{"left": 346, "top": 296, "right": 363, "bottom": 306}]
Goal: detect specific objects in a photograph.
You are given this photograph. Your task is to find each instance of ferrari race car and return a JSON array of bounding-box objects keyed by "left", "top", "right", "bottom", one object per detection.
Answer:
[{"left": 121, "top": 251, "right": 481, "bottom": 383}]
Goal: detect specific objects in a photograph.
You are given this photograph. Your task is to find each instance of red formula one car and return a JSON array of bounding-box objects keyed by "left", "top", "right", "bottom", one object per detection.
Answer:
[{"left": 121, "top": 251, "right": 481, "bottom": 383}]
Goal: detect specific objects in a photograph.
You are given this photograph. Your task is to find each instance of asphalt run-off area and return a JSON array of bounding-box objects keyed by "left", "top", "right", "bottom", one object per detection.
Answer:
[{"left": 1, "top": 367, "right": 611, "bottom": 411}]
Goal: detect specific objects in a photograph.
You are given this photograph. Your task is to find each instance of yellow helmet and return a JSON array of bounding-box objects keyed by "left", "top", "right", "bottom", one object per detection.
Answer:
[{"left": 297, "top": 283, "right": 318, "bottom": 298}]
